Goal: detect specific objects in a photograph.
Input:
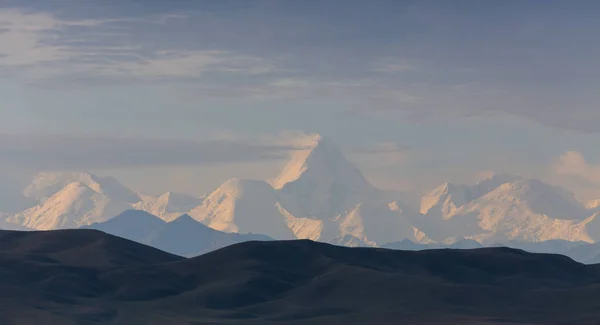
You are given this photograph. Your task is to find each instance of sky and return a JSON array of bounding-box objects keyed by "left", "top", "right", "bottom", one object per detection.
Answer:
[{"left": 1, "top": 0, "right": 600, "bottom": 203}]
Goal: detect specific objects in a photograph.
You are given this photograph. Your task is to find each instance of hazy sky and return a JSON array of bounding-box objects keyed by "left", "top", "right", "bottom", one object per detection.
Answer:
[{"left": 1, "top": 0, "right": 600, "bottom": 200}]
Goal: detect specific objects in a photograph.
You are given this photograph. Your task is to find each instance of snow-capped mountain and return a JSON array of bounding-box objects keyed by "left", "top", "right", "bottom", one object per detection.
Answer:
[
  {"left": 23, "top": 172, "right": 140, "bottom": 204},
  {"left": 187, "top": 135, "right": 426, "bottom": 245},
  {"left": 6, "top": 181, "right": 131, "bottom": 230},
  {"left": 274, "top": 135, "right": 378, "bottom": 219},
  {"left": 1, "top": 171, "right": 142, "bottom": 230},
  {"left": 333, "top": 199, "right": 428, "bottom": 245},
  {"left": 188, "top": 178, "right": 295, "bottom": 240},
  {"left": 133, "top": 192, "right": 203, "bottom": 222},
  {"left": 85, "top": 210, "right": 273, "bottom": 256},
  {"left": 419, "top": 177, "right": 599, "bottom": 244},
  {"left": 420, "top": 173, "right": 522, "bottom": 218},
  {"left": 4, "top": 133, "right": 600, "bottom": 250}
]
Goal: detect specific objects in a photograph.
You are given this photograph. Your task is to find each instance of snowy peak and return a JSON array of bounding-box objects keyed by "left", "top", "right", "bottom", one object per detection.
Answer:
[
  {"left": 420, "top": 173, "right": 522, "bottom": 216},
  {"left": 273, "top": 135, "right": 322, "bottom": 189},
  {"left": 7, "top": 181, "right": 130, "bottom": 230},
  {"left": 272, "top": 134, "right": 325, "bottom": 189},
  {"left": 273, "top": 135, "right": 374, "bottom": 191},
  {"left": 470, "top": 173, "right": 522, "bottom": 198},
  {"left": 23, "top": 171, "right": 139, "bottom": 204},
  {"left": 211, "top": 178, "right": 275, "bottom": 198},
  {"left": 188, "top": 178, "right": 294, "bottom": 239},
  {"left": 274, "top": 135, "right": 377, "bottom": 219},
  {"left": 478, "top": 179, "right": 587, "bottom": 220},
  {"left": 420, "top": 182, "right": 470, "bottom": 216}
]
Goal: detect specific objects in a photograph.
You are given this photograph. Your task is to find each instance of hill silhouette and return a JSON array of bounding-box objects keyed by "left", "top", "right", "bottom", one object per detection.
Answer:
[{"left": 2, "top": 229, "right": 600, "bottom": 324}]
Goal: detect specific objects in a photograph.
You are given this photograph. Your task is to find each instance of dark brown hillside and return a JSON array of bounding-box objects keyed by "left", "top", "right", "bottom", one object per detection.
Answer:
[{"left": 2, "top": 230, "right": 600, "bottom": 325}]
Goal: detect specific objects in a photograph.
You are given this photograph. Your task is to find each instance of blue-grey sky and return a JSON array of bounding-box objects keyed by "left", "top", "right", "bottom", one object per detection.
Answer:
[{"left": 1, "top": 0, "right": 600, "bottom": 200}]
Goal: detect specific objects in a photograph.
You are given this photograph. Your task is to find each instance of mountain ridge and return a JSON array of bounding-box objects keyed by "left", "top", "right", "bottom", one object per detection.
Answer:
[{"left": 2, "top": 134, "right": 600, "bottom": 249}]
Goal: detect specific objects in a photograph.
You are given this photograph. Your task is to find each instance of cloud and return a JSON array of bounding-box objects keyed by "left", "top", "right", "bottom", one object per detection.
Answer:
[
  {"left": 0, "top": 10, "right": 104, "bottom": 66},
  {"left": 0, "top": 134, "right": 297, "bottom": 171},
  {"left": 102, "top": 50, "right": 277, "bottom": 79},
  {"left": 0, "top": 9, "right": 277, "bottom": 82},
  {"left": 553, "top": 151, "right": 600, "bottom": 186},
  {"left": 371, "top": 58, "right": 415, "bottom": 73},
  {"left": 3, "top": 6, "right": 600, "bottom": 134},
  {"left": 351, "top": 142, "right": 410, "bottom": 167}
]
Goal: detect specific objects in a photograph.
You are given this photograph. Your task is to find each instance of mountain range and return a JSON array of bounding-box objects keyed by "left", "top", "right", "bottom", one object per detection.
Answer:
[
  {"left": 2, "top": 133, "right": 600, "bottom": 250},
  {"left": 3, "top": 228, "right": 600, "bottom": 325}
]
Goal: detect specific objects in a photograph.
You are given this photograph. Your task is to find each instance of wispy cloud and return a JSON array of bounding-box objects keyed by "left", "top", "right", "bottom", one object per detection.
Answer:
[
  {"left": 553, "top": 151, "right": 600, "bottom": 186},
  {"left": 0, "top": 134, "right": 298, "bottom": 171},
  {"left": 351, "top": 142, "right": 410, "bottom": 167},
  {"left": 0, "top": 10, "right": 106, "bottom": 66},
  {"left": 105, "top": 50, "right": 278, "bottom": 79},
  {"left": 371, "top": 58, "right": 415, "bottom": 73},
  {"left": 0, "top": 9, "right": 277, "bottom": 82},
  {"left": 3, "top": 4, "right": 600, "bottom": 134}
]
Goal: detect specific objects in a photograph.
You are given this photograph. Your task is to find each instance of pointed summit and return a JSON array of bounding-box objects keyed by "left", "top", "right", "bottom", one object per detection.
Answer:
[
  {"left": 273, "top": 134, "right": 373, "bottom": 190},
  {"left": 274, "top": 134, "right": 377, "bottom": 219},
  {"left": 274, "top": 134, "right": 325, "bottom": 188}
]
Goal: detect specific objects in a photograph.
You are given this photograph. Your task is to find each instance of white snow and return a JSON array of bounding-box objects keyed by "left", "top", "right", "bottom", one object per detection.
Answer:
[
  {"left": 5, "top": 134, "right": 600, "bottom": 249},
  {"left": 187, "top": 135, "right": 427, "bottom": 244},
  {"left": 7, "top": 181, "right": 130, "bottom": 230},
  {"left": 419, "top": 177, "right": 599, "bottom": 244},
  {"left": 23, "top": 171, "right": 140, "bottom": 204},
  {"left": 188, "top": 178, "right": 295, "bottom": 240}
]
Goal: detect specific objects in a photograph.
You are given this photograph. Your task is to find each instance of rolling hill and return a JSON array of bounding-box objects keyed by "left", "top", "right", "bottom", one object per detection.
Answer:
[{"left": 2, "top": 229, "right": 600, "bottom": 324}]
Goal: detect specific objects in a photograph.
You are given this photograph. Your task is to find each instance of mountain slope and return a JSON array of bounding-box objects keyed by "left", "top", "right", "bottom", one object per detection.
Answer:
[
  {"left": 188, "top": 178, "right": 295, "bottom": 239},
  {"left": 420, "top": 173, "right": 522, "bottom": 217},
  {"left": 3, "top": 231, "right": 600, "bottom": 325},
  {"left": 86, "top": 210, "right": 273, "bottom": 256},
  {"left": 6, "top": 181, "right": 131, "bottom": 230},
  {"left": 23, "top": 171, "right": 140, "bottom": 204},
  {"left": 333, "top": 199, "right": 429, "bottom": 245},
  {"left": 275, "top": 135, "right": 378, "bottom": 219},
  {"left": 187, "top": 135, "right": 426, "bottom": 244},
  {"left": 446, "top": 179, "right": 593, "bottom": 243},
  {"left": 418, "top": 177, "right": 597, "bottom": 244}
]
